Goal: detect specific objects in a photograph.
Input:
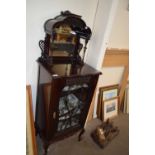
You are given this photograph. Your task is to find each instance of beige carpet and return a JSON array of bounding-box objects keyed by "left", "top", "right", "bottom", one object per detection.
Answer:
[{"left": 37, "top": 113, "right": 129, "bottom": 155}]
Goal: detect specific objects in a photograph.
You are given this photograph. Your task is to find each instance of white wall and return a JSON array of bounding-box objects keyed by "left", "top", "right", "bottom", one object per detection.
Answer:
[
  {"left": 95, "top": 0, "right": 129, "bottom": 118},
  {"left": 98, "top": 67, "right": 125, "bottom": 86},
  {"left": 85, "top": 0, "right": 119, "bottom": 69},
  {"left": 98, "top": 0, "right": 129, "bottom": 86},
  {"left": 26, "top": 0, "right": 99, "bottom": 115},
  {"left": 99, "top": 0, "right": 129, "bottom": 91},
  {"left": 85, "top": 0, "right": 119, "bottom": 117},
  {"left": 85, "top": 0, "right": 129, "bottom": 118},
  {"left": 108, "top": 0, "right": 129, "bottom": 49}
]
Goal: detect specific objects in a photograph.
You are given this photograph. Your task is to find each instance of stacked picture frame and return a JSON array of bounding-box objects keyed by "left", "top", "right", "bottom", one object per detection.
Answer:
[
  {"left": 97, "top": 84, "right": 119, "bottom": 121},
  {"left": 26, "top": 85, "right": 37, "bottom": 155}
]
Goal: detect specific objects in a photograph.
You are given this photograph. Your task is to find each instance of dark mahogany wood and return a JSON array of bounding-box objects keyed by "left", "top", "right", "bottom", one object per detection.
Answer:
[
  {"left": 36, "top": 11, "right": 101, "bottom": 154},
  {"left": 40, "top": 10, "right": 92, "bottom": 65},
  {"left": 78, "top": 128, "right": 85, "bottom": 141},
  {"left": 35, "top": 60, "right": 101, "bottom": 153}
]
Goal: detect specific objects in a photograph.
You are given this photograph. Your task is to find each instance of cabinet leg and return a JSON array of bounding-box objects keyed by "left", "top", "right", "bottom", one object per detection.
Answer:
[
  {"left": 78, "top": 128, "right": 85, "bottom": 141},
  {"left": 43, "top": 141, "right": 49, "bottom": 155},
  {"left": 34, "top": 122, "right": 39, "bottom": 136}
]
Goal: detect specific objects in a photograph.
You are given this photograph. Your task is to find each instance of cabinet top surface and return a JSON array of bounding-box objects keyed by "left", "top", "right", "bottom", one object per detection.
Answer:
[{"left": 38, "top": 61, "right": 101, "bottom": 77}]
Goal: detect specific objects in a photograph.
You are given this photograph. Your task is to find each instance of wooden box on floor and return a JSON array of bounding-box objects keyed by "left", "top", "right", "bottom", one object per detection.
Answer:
[{"left": 91, "top": 119, "right": 119, "bottom": 148}]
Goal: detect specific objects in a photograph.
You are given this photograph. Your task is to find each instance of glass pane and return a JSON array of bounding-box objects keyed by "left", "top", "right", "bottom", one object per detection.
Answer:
[
  {"left": 57, "top": 84, "right": 88, "bottom": 132},
  {"left": 49, "top": 24, "right": 77, "bottom": 57}
]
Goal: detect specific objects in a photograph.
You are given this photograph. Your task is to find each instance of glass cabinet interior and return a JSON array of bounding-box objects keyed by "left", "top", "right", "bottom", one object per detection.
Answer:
[{"left": 57, "top": 83, "right": 89, "bottom": 132}]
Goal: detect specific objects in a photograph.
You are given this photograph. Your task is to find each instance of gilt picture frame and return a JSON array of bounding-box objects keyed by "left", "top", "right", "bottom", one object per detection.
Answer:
[
  {"left": 99, "top": 84, "right": 119, "bottom": 101},
  {"left": 97, "top": 85, "right": 119, "bottom": 121},
  {"left": 102, "top": 97, "right": 119, "bottom": 121},
  {"left": 26, "top": 85, "right": 37, "bottom": 155}
]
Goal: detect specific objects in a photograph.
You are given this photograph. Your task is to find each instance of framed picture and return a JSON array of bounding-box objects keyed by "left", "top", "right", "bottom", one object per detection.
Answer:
[
  {"left": 99, "top": 84, "right": 119, "bottom": 101},
  {"left": 102, "top": 97, "right": 118, "bottom": 121},
  {"left": 97, "top": 85, "right": 119, "bottom": 121},
  {"left": 26, "top": 85, "right": 37, "bottom": 155}
]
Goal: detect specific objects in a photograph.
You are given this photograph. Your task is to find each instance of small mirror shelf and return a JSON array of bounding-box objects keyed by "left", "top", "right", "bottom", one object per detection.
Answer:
[{"left": 39, "top": 10, "right": 92, "bottom": 65}]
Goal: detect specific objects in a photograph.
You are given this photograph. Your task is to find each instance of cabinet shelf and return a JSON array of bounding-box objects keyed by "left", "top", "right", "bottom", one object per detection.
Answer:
[
  {"left": 57, "top": 114, "right": 81, "bottom": 132},
  {"left": 59, "top": 113, "right": 81, "bottom": 121},
  {"left": 59, "top": 106, "right": 83, "bottom": 117}
]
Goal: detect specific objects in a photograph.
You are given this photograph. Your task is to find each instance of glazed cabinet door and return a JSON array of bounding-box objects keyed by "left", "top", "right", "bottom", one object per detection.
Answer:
[{"left": 49, "top": 75, "right": 99, "bottom": 138}]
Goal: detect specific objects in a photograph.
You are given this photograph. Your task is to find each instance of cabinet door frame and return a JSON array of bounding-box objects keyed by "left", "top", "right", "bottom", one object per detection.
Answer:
[{"left": 49, "top": 77, "right": 65, "bottom": 138}]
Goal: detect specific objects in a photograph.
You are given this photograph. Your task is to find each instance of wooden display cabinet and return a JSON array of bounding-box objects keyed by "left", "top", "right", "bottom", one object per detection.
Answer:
[
  {"left": 35, "top": 62, "right": 101, "bottom": 154},
  {"left": 35, "top": 11, "right": 101, "bottom": 154}
]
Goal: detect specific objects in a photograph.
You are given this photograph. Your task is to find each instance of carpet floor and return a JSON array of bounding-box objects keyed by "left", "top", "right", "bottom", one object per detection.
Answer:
[{"left": 37, "top": 113, "right": 129, "bottom": 155}]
